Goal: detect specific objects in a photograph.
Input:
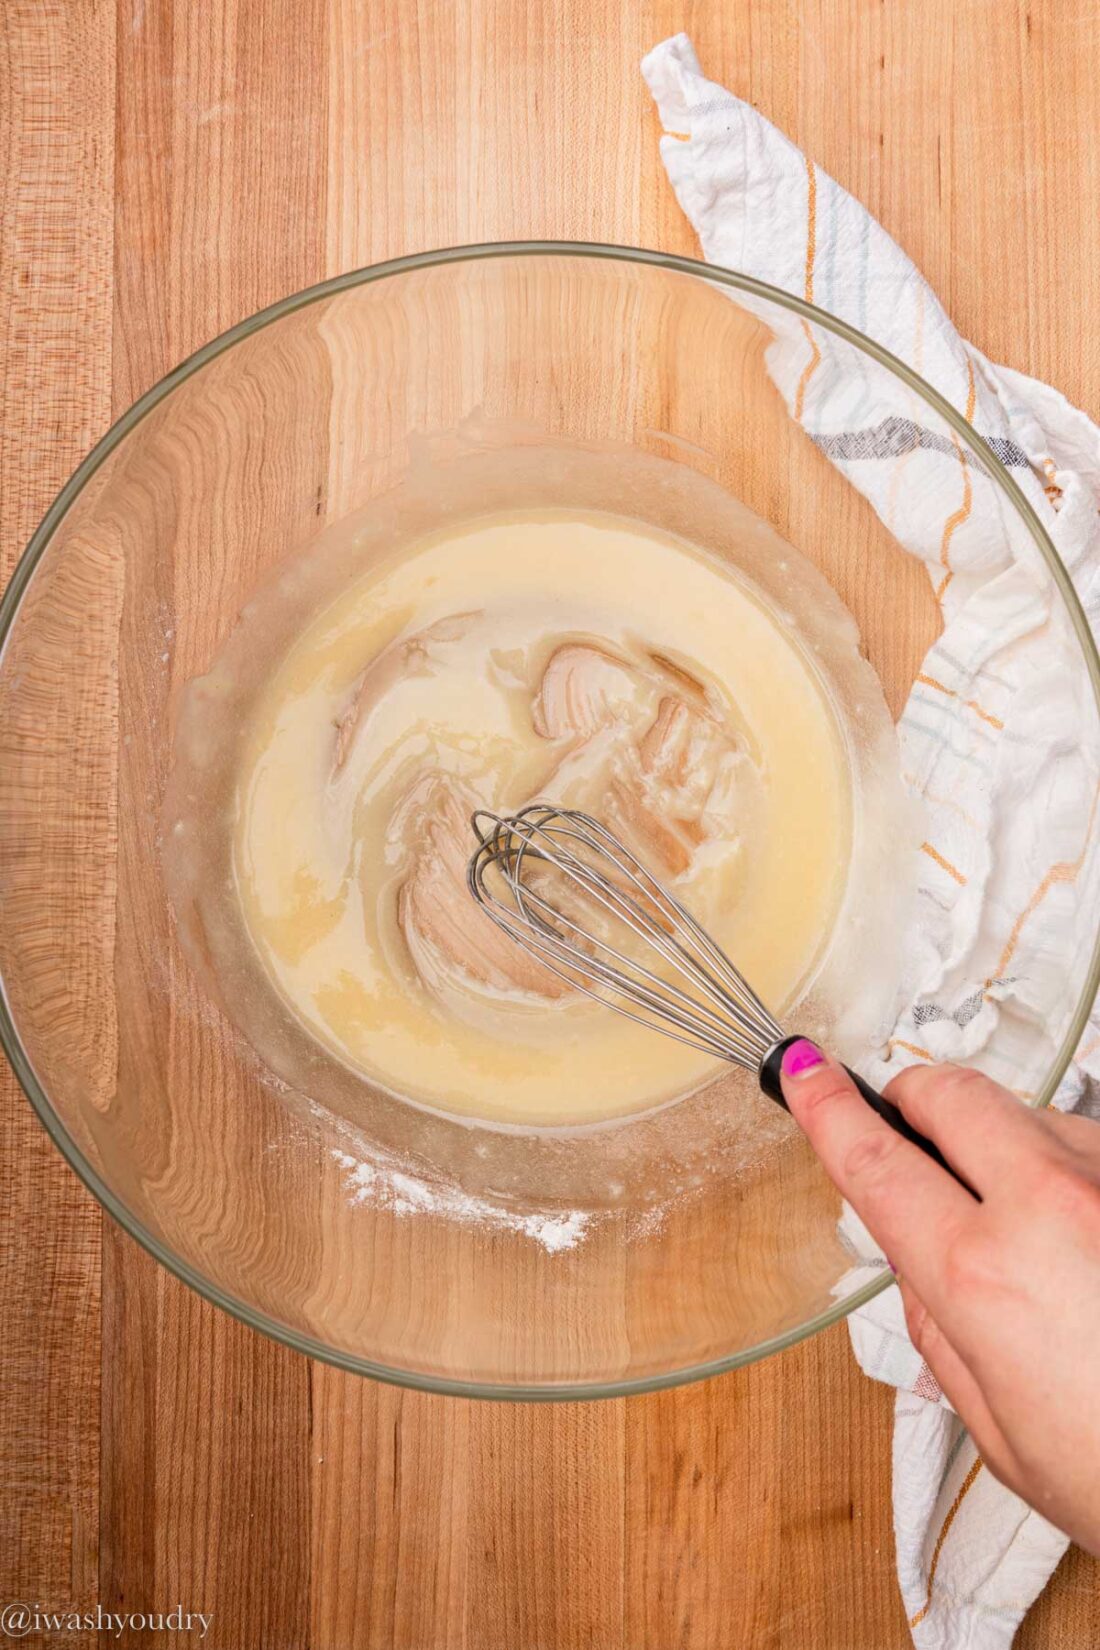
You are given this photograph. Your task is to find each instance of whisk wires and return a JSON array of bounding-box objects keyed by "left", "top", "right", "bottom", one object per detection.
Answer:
[{"left": 467, "top": 804, "right": 783, "bottom": 1069}]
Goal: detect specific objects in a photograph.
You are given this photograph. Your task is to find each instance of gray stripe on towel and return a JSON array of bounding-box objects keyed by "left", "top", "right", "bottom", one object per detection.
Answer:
[{"left": 813, "top": 416, "right": 1030, "bottom": 470}]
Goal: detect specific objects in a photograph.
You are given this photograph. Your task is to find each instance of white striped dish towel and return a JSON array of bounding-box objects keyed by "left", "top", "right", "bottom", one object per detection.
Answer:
[{"left": 642, "top": 32, "right": 1100, "bottom": 1650}]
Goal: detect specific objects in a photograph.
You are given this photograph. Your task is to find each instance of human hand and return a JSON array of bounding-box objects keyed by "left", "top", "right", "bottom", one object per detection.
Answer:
[{"left": 778, "top": 1041, "right": 1100, "bottom": 1554}]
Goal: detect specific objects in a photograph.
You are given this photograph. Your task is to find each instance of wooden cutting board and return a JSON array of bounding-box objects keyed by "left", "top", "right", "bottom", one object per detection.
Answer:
[{"left": 1, "top": 2, "right": 1097, "bottom": 1645}]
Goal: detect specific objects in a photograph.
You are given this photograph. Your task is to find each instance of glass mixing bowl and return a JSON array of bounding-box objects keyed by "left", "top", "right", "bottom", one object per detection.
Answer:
[{"left": 2, "top": 244, "right": 1099, "bottom": 1398}]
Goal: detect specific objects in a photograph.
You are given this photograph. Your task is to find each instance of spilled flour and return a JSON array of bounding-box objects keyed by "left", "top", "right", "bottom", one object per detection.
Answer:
[{"left": 331, "top": 1149, "right": 592, "bottom": 1253}]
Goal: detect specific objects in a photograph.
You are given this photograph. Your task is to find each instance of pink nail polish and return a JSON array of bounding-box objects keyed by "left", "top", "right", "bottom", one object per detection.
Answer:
[{"left": 781, "top": 1038, "right": 825, "bottom": 1078}]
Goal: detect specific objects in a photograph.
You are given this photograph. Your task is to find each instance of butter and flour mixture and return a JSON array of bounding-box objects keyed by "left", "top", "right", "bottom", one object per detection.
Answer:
[{"left": 232, "top": 512, "right": 851, "bottom": 1125}]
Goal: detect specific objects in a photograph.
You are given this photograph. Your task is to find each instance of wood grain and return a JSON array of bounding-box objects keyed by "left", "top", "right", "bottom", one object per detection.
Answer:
[
  {"left": 2, "top": 2, "right": 1098, "bottom": 1648},
  {"left": 0, "top": 0, "right": 113, "bottom": 1617}
]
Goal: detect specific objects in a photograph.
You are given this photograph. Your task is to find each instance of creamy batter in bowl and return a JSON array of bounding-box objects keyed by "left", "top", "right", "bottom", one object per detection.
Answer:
[
  {"left": 228, "top": 511, "right": 855, "bottom": 1126},
  {"left": 165, "top": 441, "right": 912, "bottom": 1221},
  {"left": 4, "top": 245, "right": 1096, "bottom": 1394}
]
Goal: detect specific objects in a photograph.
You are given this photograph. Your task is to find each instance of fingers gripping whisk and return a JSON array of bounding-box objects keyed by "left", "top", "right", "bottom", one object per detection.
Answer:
[
  {"left": 467, "top": 803, "right": 972, "bottom": 1192},
  {"left": 466, "top": 804, "right": 783, "bottom": 1068}
]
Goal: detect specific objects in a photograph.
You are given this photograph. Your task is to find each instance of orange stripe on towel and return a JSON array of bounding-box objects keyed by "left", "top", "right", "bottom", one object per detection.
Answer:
[
  {"left": 915, "top": 673, "right": 1004, "bottom": 730},
  {"left": 987, "top": 778, "right": 1100, "bottom": 992},
  {"left": 794, "top": 158, "right": 821, "bottom": 422},
  {"left": 909, "top": 1458, "right": 984, "bottom": 1629},
  {"left": 921, "top": 841, "right": 967, "bottom": 885},
  {"left": 887, "top": 1037, "right": 935, "bottom": 1063}
]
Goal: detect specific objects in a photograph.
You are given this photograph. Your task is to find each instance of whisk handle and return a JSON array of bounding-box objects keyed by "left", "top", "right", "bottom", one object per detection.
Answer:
[{"left": 759, "top": 1037, "right": 975, "bottom": 1194}]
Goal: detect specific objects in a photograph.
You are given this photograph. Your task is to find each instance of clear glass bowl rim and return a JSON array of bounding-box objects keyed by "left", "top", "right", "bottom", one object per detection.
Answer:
[{"left": 3, "top": 239, "right": 1098, "bottom": 1400}]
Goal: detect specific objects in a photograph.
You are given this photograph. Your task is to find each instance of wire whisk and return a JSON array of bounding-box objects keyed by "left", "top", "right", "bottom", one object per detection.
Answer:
[
  {"left": 467, "top": 802, "right": 969, "bottom": 1189},
  {"left": 468, "top": 803, "right": 783, "bottom": 1069}
]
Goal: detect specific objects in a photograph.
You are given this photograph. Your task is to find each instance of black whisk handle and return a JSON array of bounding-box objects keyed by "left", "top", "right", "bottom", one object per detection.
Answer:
[{"left": 759, "top": 1036, "right": 975, "bottom": 1195}]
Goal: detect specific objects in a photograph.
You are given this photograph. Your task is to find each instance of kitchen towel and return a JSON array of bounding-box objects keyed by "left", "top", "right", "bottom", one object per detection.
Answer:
[{"left": 642, "top": 32, "right": 1100, "bottom": 1650}]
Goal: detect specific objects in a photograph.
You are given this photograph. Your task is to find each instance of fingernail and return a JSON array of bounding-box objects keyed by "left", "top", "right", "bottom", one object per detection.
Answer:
[
  {"left": 886, "top": 1257, "right": 898, "bottom": 1277},
  {"left": 781, "top": 1038, "right": 825, "bottom": 1078}
]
